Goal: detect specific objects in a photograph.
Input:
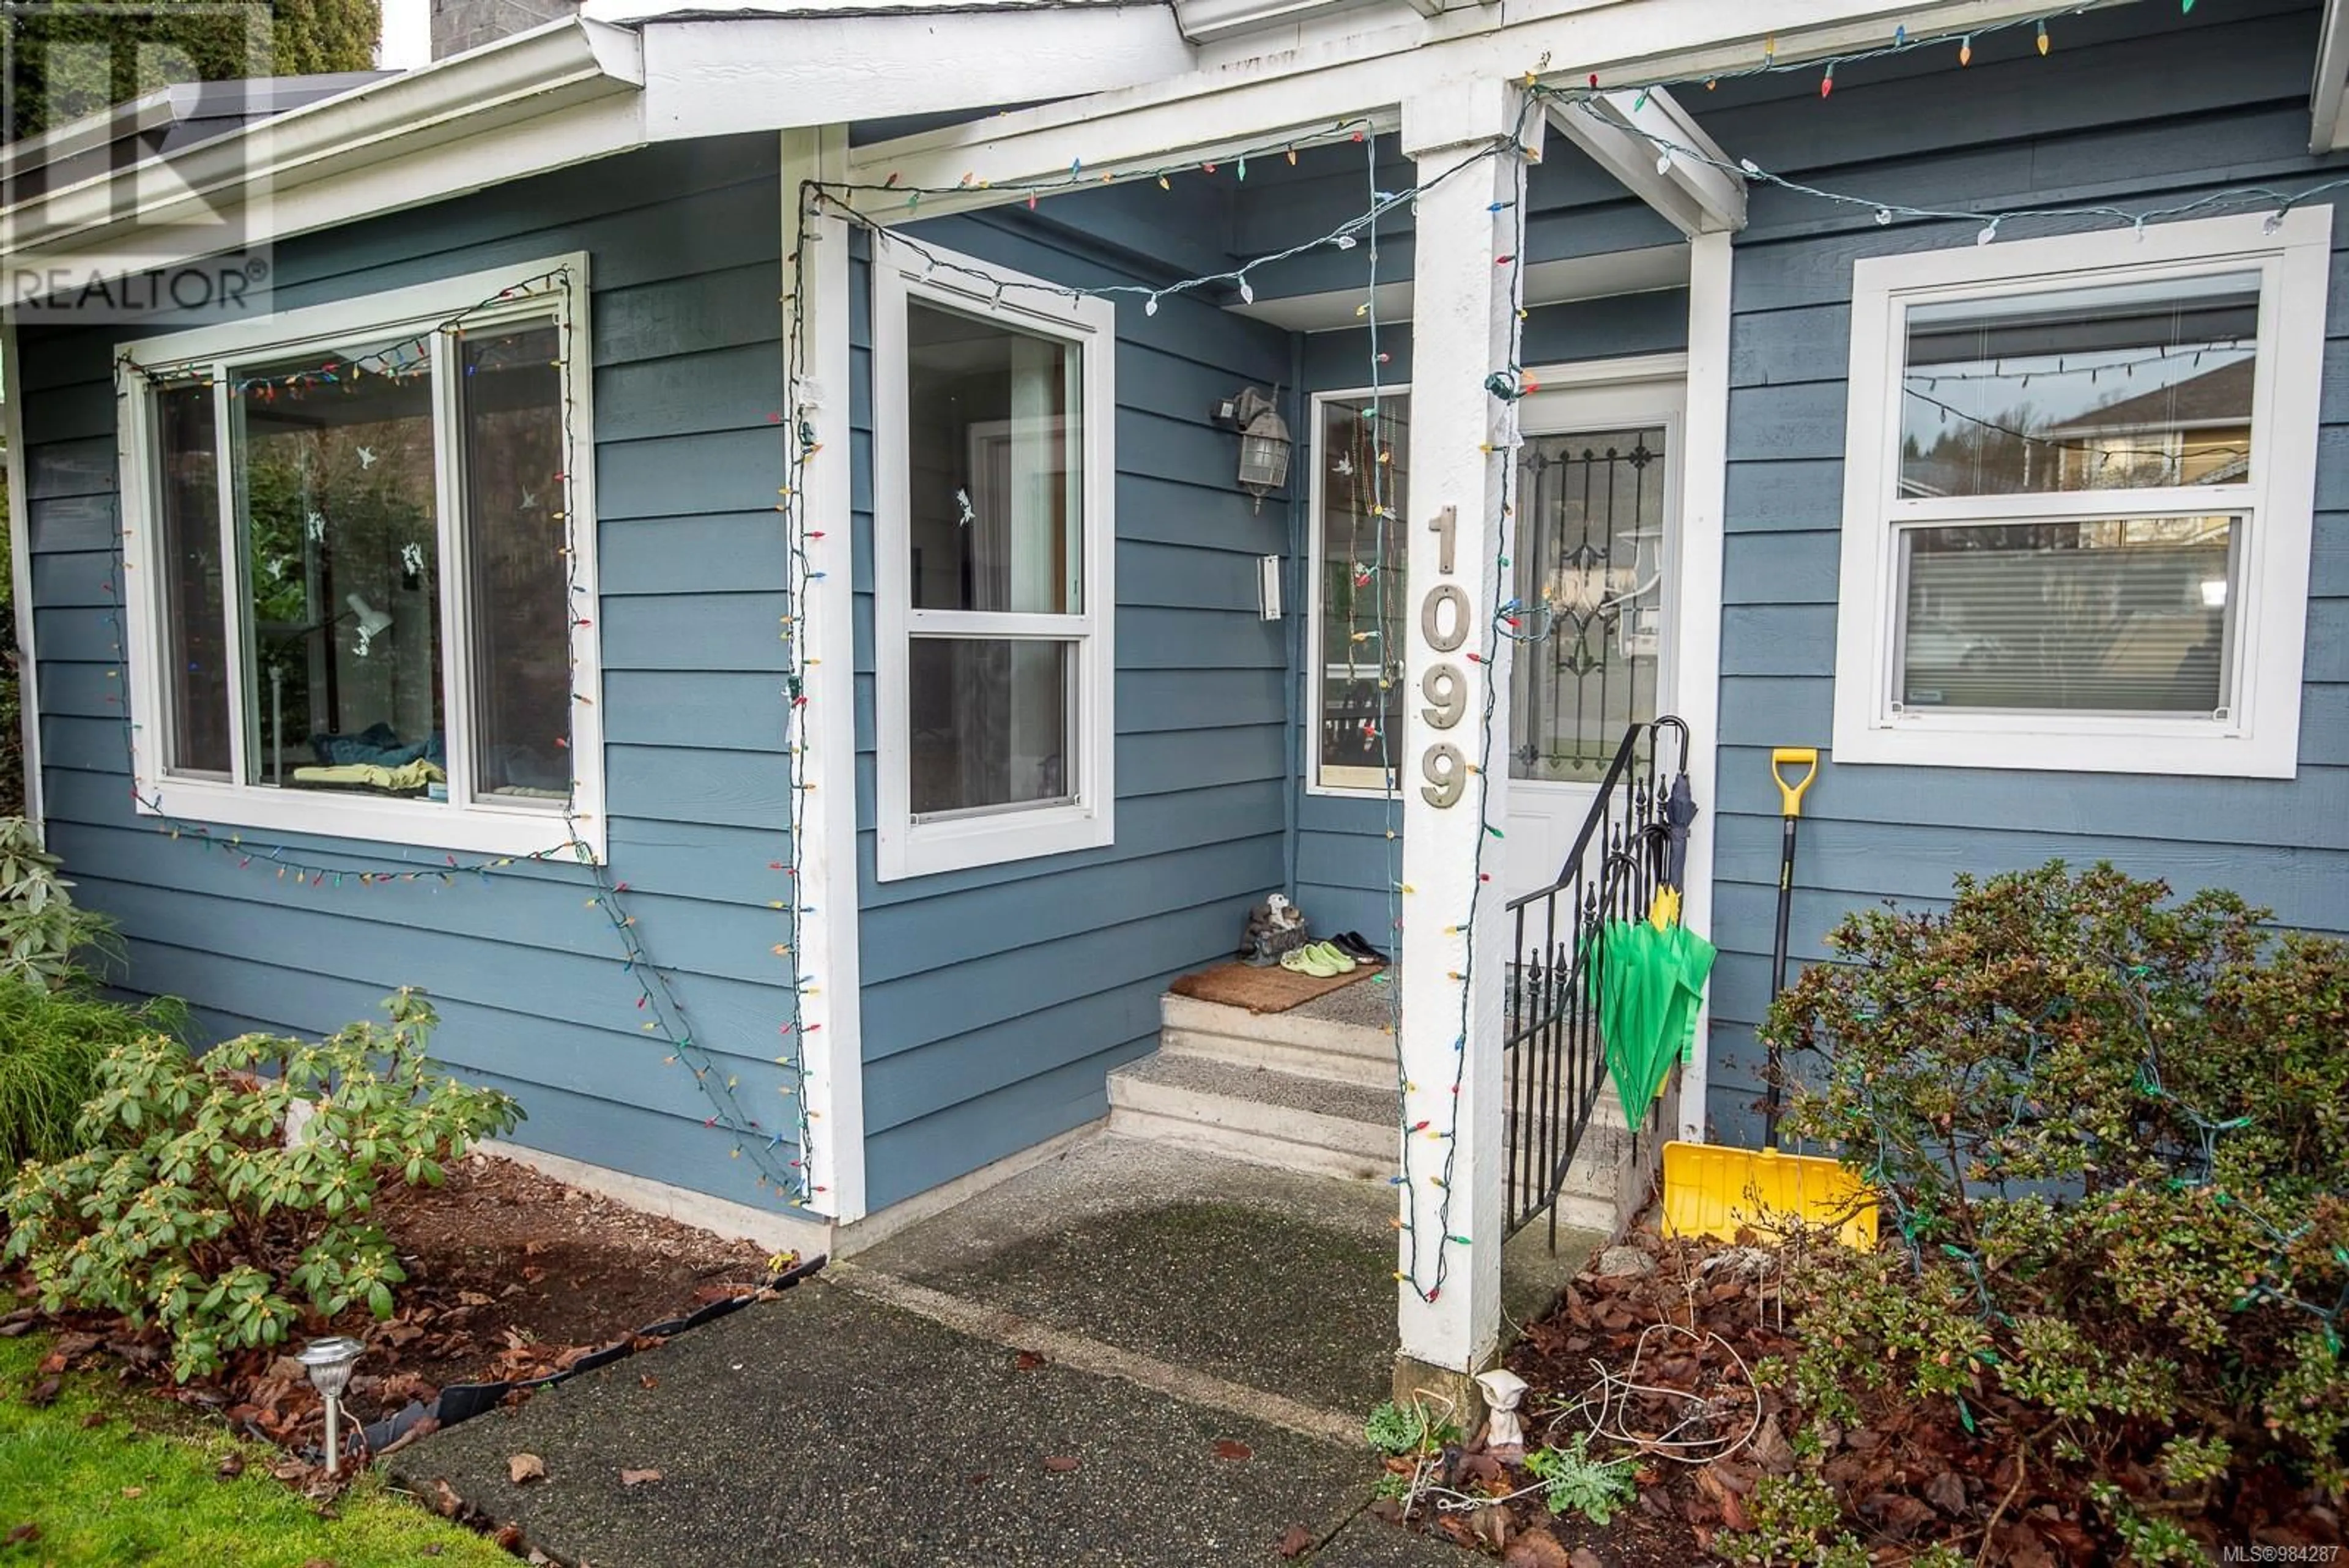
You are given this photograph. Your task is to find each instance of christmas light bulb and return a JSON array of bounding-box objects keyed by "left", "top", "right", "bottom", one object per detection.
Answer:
[
  {"left": 1959, "top": 35, "right": 1972, "bottom": 65},
  {"left": 2036, "top": 20, "right": 2049, "bottom": 54}
]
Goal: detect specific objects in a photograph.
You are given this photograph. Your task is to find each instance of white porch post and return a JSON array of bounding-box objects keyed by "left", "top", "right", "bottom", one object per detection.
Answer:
[{"left": 1393, "top": 78, "right": 1534, "bottom": 1408}]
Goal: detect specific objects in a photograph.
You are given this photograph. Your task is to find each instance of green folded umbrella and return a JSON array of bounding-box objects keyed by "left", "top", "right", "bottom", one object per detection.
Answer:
[{"left": 1589, "top": 912, "right": 1718, "bottom": 1128}]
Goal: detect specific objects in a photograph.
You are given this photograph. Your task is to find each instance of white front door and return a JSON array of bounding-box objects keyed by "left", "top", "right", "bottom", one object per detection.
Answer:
[{"left": 1502, "top": 367, "right": 1685, "bottom": 901}]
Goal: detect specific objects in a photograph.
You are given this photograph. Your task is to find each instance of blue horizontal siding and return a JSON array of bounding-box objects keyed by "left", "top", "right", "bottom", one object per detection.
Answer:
[
  {"left": 15, "top": 136, "right": 809, "bottom": 1209},
  {"left": 847, "top": 206, "right": 1297, "bottom": 1209},
  {"left": 1700, "top": 0, "right": 2349, "bottom": 1146}
]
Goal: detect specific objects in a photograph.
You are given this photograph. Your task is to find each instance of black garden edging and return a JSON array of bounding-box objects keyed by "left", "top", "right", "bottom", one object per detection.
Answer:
[{"left": 347, "top": 1252, "right": 827, "bottom": 1460}]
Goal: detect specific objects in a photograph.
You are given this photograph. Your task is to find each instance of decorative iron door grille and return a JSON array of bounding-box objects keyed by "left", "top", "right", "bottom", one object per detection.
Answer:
[{"left": 1511, "top": 429, "right": 1668, "bottom": 782}]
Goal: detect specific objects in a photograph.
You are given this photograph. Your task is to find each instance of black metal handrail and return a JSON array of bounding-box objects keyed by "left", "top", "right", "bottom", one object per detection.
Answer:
[{"left": 1501, "top": 716, "right": 1690, "bottom": 1247}]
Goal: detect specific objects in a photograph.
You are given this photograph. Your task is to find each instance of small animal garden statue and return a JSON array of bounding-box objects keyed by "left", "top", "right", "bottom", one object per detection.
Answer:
[{"left": 1239, "top": 893, "right": 1310, "bottom": 966}]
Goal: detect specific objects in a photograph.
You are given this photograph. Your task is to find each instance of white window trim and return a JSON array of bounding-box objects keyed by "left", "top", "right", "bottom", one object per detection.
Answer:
[
  {"left": 1305, "top": 381, "right": 1411, "bottom": 799},
  {"left": 116, "top": 253, "right": 606, "bottom": 859},
  {"left": 870, "top": 236, "right": 1116, "bottom": 881},
  {"left": 1831, "top": 207, "right": 2331, "bottom": 779}
]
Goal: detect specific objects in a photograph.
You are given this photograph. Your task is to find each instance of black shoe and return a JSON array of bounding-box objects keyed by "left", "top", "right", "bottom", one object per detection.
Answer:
[{"left": 1335, "top": 931, "right": 1386, "bottom": 964}]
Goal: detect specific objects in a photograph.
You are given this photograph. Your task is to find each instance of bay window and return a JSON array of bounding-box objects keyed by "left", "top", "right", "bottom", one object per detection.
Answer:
[
  {"left": 118, "top": 256, "right": 601, "bottom": 856},
  {"left": 1832, "top": 209, "right": 2330, "bottom": 777},
  {"left": 872, "top": 240, "right": 1115, "bottom": 879}
]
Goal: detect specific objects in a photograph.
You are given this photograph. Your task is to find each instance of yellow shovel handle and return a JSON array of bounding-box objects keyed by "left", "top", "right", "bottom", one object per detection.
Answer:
[{"left": 1770, "top": 746, "right": 1819, "bottom": 819}]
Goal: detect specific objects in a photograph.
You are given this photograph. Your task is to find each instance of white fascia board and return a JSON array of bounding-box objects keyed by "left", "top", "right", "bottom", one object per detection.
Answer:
[
  {"left": 638, "top": 9, "right": 1194, "bottom": 138},
  {"left": 2314, "top": 0, "right": 2349, "bottom": 152},
  {"left": 1545, "top": 91, "right": 1745, "bottom": 236},
  {"left": 844, "top": 0, "right": 2125, "bottom": 219},
  {"left": 0, "top": 18, "right": 645, "bottom": 271}
]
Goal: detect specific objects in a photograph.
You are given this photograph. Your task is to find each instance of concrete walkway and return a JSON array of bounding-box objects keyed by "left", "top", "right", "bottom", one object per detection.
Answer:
[{"left": 400, "top": 1136, "right": 1588, "bottom": 1566}]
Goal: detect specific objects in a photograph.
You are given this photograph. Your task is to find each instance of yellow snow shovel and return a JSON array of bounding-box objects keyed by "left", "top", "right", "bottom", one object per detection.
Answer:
[
  {"left": 1661, "top": 1140, "right": 1876, "bottom": 1249},
  {"left": 1657, "top": 746, "right": 1876, "bottom": 1251}
]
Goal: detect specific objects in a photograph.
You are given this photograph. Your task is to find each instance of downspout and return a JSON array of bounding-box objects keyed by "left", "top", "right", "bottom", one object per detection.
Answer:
[
  {"left": 1282, "top": 332, "right": 1306, "bottom": 902},
  {"left": 2, "top": 314, "right": 42, "bottom": 838}
]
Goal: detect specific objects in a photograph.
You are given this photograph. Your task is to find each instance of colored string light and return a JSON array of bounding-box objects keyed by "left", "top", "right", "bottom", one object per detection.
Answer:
[{"left": 113, "top": 267, "right": 814, "bottom": 1203}]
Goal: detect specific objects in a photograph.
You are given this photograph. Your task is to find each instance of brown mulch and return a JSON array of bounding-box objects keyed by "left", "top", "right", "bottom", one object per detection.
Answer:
[
  {"left": 13, "top": 1151, "right": 783, "bottom": 1461},
  {"left": 1409, "top": 1227, "right": 2349, "bottom": 1567}
]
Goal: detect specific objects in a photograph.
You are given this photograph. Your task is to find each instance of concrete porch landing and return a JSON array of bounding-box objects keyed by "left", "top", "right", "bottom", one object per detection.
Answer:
[{"left": 842, "top": 1133, "right": 1605, "bottom": 1419}]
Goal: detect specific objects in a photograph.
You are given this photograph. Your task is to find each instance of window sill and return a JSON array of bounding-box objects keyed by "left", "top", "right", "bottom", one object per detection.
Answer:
[
  {"left": 137, "top": 776, "right": 604, "bottom": 862},
  {"left": 1828, "top": 716, "right": 2295, "bottom": 779},
  {"left": 875, "top": 798, "right": 1113, "bottom": 882}
]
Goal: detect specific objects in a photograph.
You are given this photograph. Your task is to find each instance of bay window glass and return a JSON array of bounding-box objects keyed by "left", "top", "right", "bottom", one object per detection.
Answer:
[
  {"left": 119, "top": 257, "right": 603, "bottom": 856},
  {"left": 238, "top": 341, "right": 443, "bottom": 795}
]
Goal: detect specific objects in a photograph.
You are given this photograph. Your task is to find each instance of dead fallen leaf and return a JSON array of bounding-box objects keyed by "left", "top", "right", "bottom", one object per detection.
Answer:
[
  {"left": 428, "top": 1479, "right": 463, "bottom": 1518},
  {"left": 507, "top": 1453, "right": 547, "bottom": 1485},
  {"left": 4, "top": 1524, "right": 39, "bottom": 1547},
  {"left": 967, "top": 1473, "right": 989, "bottom": 1485},
  {"left": 119, "top": 1487, "right": 143, "bottom": 1499},
  {"left": 23, "top": 1378, "right": 60, "bottom": 1409},
  {"left": 0, "top": 1323, "right": 28, "bottom": 1339},
  {"left": 1275, "top": 1525, "right": 1315, "bottom": 1559},
  {"left": 1212, "top": 1439, "right": 1253, "bottom": 1462},
  {"left": 638, "top": 1374, "right": 658, "bottom": 1390},
  {"left": 1924, "top": 1468, "right": 1969, "bottom": 1516},
  {"left": 80, "top": 1411, "right": 107, "bottom": 1430},
  {"left": 491, "top": 1525, "right": 524, "bottom": 1551},
  {"left": 1042, "top": 1455, "right": 1080, "bottom": 1473},
  {"left": 1470, "top": 1504, "right": 1510, "bottom": 1551},
  {"left": 1751, "top": 1414, "right": 1795, "bottom": 1476},
  {"left": 1501, "top": 1528, "right": 1573, "bottom": 1568},
  {"left": 216, "top": 1453, "right": 245, "bottom": 1481},
  {"left": 1012, "top": 1350, "right": 1047, "bottom": 1372},
  {"left": 1569, "top": 1549, "right": 1604, "bottom": 1568},
  {"left": 618, "top": 1468, "right": 662, "bottom": 1488}
]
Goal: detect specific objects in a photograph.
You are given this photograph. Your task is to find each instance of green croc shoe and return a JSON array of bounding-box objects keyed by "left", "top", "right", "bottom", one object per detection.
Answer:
[
  {"left": 1309, "top": 940, "right": 1358, "bottom": 974},
  {"left": 1281, "top": 945, "right": 1340, "bottom": 978}
]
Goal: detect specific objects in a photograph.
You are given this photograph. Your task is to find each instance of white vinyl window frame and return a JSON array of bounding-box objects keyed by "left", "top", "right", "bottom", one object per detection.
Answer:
[
  {"left": 1305, "top": 382, "right": 1411, "bottom": 798},
  {"left": 115, "top": 254, "right": 606, "bottom": 858},
  {"left": 870, "top": 237, "right": 1116, "bottom": 881},
  {"left": 1831, "top": 207, "right": 2331, "bottom": 779}
]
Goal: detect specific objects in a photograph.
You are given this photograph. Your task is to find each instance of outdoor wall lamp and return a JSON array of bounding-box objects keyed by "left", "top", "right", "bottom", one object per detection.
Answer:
[
  {"left": 1212, "top": 387, "right": 1291, "bottom": 511},
  {"left": 298, "top": 1335, "right": 365, "bottom": 1475}
]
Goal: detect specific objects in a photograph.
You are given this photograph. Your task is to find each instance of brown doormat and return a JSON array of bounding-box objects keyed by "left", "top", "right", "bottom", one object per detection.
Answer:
[{"left": 1168, "top": 958, "right": 1386, "bottom": 1015}]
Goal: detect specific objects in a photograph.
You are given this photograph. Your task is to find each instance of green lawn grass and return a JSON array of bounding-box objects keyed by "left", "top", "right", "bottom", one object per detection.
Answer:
[{"left": 0, "top": 1323, "right": 509, "bottom": 1566}]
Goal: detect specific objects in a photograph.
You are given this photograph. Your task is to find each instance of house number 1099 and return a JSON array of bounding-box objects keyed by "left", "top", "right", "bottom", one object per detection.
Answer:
[{"left": 1419, "top": 505, "right": 1468, "bottom": 809}]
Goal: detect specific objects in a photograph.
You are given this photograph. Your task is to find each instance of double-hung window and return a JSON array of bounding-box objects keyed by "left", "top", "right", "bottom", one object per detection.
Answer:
[
  {"left": 872, "top": 239, "right": 1115, "bottom": 880},
  {"left": 118, "top": 256, "right": 602, "bottom": 856},
  {"left": 1832, "top": 208, "right": 2330, "bottom": 777}
]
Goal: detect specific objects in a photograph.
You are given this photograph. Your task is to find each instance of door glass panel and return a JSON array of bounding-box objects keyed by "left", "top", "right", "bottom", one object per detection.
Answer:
[
  {"left": 1512, "top": 428, "right": 1666, "bottom": 781},
  {"left": 1315, "top": 396, "right": 1409, "bottom": 789}
]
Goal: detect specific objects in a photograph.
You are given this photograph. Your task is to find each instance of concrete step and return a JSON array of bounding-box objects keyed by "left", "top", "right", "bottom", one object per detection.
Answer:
[
  {"left": 1107, "top": 1052, "right": 1396, "bottom": 1183},
  {"left": 1156, "top": 992, "right": 1391, "bottom": 1088}
]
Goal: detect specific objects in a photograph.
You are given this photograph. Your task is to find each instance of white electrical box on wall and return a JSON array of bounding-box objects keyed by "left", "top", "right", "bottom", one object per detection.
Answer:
[{"left": 1259, "top": 555, "right": 1282, "bottom": 622}]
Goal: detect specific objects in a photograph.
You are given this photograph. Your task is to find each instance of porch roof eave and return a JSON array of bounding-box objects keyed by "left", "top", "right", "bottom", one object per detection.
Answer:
[{"left": 838, "top": 0, "right": 2143, "bottom": 226}]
